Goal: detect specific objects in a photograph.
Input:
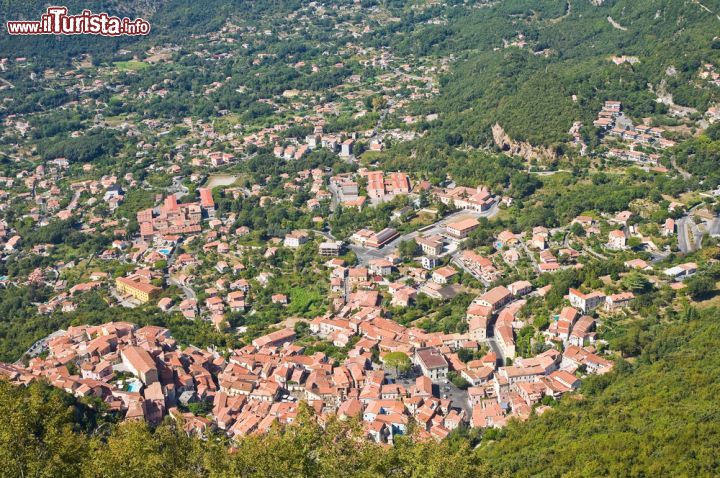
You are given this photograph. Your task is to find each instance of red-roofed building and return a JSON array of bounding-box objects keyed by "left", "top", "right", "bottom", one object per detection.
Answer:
[{"left": 198, "top": 188, "right": 215, "bottom": 217}]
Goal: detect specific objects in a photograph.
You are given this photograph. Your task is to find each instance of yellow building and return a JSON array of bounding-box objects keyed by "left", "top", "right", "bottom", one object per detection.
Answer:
[{"left": 116, "top": 276, "right": 161, "bottom": 303}]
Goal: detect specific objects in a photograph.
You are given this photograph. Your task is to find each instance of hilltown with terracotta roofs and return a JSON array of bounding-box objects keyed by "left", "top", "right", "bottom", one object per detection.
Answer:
[
  {"left": 0, "top": 163, "right": 690, "bottom": 443},
  {"left": 1, "top": 0, "right": 718, "bottom": 447}
]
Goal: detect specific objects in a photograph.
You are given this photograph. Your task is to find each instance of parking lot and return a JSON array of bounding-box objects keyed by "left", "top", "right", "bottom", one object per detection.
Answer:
[{"left": 385, "top": 365, "right": 472, "bottom": 416}]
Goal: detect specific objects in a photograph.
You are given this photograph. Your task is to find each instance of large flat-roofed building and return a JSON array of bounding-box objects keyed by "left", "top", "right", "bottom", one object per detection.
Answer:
[
  {"left": 355, "top": 228, "right": 399, "bottom": 249},
  {"left": 116, "top": 276, "right": 161, "bottom": 303},
  {"left": 319, "top": 241, "right": 344, "bottom": 256},
  {"left": 329, "top": 175, "right": 359, "bottom": 198},
  {"left": 446, "top": 218, "right": 480, "bottom": 239},
  {"left": 415, "top": 347, "right": 449, "bottom": 381}
]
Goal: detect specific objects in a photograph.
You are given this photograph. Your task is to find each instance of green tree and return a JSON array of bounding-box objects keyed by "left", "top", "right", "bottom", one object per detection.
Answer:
[
  {"left": 398, "top": 239, "right": 418, "bottom": 260},
  {"left": 686, "top": 274, "right": 715, "bottom": 300},
  {"left": 621, "top": 272, "right": 651, "bottom": 293},
  {"left": 0, "top": 380, "right": 88, "bottom": 478},
  {"left": 626, "top": 237, "right": 642, "bottom": 249},
  {"left": 384, "top": 351, "right": 411, "bottom": 378}
]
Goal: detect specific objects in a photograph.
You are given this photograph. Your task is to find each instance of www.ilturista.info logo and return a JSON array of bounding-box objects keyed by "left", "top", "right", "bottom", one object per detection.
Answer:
[{"left": 7, "top": 6, "right": 151, "bottom": 36}]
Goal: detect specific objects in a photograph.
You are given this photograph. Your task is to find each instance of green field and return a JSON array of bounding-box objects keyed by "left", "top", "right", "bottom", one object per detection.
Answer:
[{"left": 113, "top": 61, "right": 149, "bottom": 71}]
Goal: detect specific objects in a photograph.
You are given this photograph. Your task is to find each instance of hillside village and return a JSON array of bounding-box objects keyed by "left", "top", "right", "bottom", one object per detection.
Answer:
[
  {"left": 2, "top": 0, "right": 720, "bottom": 448},
  {"left": 0, "top": 159, "right": 710, "bottom": 442}
]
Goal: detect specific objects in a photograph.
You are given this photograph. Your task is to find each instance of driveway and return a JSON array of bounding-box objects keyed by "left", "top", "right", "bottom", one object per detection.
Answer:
[{"left": 169, "top": 275, "right": 196, "bottom": 300}]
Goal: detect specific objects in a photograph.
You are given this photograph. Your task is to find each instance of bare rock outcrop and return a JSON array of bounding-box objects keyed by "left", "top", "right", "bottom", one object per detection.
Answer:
[{"left": 491, "top": 123, "right": 557, "bottom": 161}]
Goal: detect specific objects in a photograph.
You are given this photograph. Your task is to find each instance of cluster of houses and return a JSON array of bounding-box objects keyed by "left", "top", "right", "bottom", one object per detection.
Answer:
[
  {"left": 138, "top": 192, "right": 215, "bottom": 238},
  {"left": 4, "top": 172, "right": 654, "bottom": 442},
  {"left": 593, "top": 101, "right": 675, "bottom": 162},
  {"left": 606, "top": 148, "right": 661, "bottom": 165},
  {"left": 0, "top": 280, "right": 615, "bottom": 442},
  {"left": 272, "top": 124, "right": 353, "bottom": 161},
  {"left": 699, "top": 63, "right": 720, "bottom": 87},
  {"left": 607, "top": 123, "right": 675, "bottom": 149},
  {"left": 0, "top": 165, "right": 136, "bottom": 254}
]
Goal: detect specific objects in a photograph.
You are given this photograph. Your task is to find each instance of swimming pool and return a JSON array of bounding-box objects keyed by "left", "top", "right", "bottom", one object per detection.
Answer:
[
  {"left": 159, "top": 248, "right": 172, "bottom": 256},
  {"left": 126, "top": 381, "right": 142, "bottom": 392}
]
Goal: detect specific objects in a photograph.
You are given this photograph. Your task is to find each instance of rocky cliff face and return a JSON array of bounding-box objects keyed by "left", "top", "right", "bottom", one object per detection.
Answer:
[{"left": 491, "top": 123, "right": 557, "bottom": 161}]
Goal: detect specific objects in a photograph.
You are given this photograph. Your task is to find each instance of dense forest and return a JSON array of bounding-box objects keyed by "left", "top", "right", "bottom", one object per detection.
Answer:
[
  {"left": 2, "top": 304, "right": 719, "bottom": 477},
  {"left": 374, "top": 0, "right": 720, "bottom": 149},
  {"left": 673, "top": 121, "right": 720, "bottom": 188}
]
